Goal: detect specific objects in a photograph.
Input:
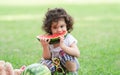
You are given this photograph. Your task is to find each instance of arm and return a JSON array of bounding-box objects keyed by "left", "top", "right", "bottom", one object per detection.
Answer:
[
  {"left": 39, "top": 38, "right": 51, "bottom": 59},
  {"left": 59, "top": 37, "right": 80, "bottom": 58},
  {"left": 42, "top": 45, "right": 51, "bottom": 59}
]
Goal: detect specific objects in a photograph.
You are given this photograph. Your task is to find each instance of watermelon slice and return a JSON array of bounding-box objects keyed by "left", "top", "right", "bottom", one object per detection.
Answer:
[{"left": 37, "top": 31, "right": 67, "bottom": 44}]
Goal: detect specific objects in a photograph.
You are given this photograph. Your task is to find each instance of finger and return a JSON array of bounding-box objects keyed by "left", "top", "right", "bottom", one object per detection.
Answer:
[
  {"left": 14, "top": 69, "right": 22, "bottom": 75},
  {"left": 44, "top": 38, "right": 47, "bottom": 42},
  {"left": 40, "top": 37, "right": 46, "bottom": 42},
  {"left": 0, "top": 60, "right": 5, "bottom": 70},
  {"left": 5, "top": 62, "right": 14, "bottom": 75},
  {"left": 46, "top": 38, "right": 50, "bottom": 43},
  {"left": 20, "top": 65, "right": 26, "bottom": 71},
  {"left": 59, "top": 36, "right": 64, "bottom": 40}
]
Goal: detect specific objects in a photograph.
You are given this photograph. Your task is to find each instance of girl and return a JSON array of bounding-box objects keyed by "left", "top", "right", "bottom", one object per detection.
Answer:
[{"left": 39, "top": 8, "right": 80, "bottom": 75}]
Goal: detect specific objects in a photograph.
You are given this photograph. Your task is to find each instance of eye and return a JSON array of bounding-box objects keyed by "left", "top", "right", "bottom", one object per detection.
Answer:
[
  {"left": 60, "top": 25, "right": 64, "bottom": 28},
  {"left": 53, "top": 26, "right": 57, "bottom": 29}
]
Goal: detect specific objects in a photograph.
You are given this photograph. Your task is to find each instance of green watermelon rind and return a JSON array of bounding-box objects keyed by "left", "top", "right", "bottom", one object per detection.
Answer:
[{"left": 49, "top": 37, "right": 60, "bottom": 44}]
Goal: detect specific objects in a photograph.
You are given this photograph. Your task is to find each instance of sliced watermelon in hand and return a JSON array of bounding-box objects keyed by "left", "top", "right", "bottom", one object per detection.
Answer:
[{"left": 37, "top": 31, "right": 67, "bottom": 44}]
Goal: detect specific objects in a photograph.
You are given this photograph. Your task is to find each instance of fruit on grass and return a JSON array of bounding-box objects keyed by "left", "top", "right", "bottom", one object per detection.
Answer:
[
  {"left": 37, "top": 31, "right": 67, "bottom": 44},
  {"left": 21, "top": 63, "right": 51, "bottom": 75}
]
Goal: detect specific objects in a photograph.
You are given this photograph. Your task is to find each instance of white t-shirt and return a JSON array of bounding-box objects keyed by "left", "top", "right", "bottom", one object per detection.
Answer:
[{"left": 49, "top": 34, "right": 77, "bottom": 58}]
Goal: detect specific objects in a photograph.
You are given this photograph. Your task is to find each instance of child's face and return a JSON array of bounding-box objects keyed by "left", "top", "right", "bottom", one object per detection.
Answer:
[{"left": 51, "top": 18, "right": 67, "bottom": 34}]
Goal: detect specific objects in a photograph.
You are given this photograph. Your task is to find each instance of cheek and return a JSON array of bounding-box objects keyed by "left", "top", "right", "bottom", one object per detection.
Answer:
[
  {"left": 63, "top": 27, "right": 67, "bottom": 31},
  {"left": 51, "top": 29, "right": 56, "bottom": 34}
]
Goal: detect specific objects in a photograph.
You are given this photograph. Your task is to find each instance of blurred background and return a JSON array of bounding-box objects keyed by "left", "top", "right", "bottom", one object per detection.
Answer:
[{"left": 0, "top": 0, "right": 120, "bottom": 75}]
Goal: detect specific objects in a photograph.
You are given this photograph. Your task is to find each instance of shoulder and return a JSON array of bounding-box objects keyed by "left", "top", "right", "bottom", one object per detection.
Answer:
[
  {"left": 66, "top": 34, "right": 74, "bottom": 38},
  {"left": 65, "top": 34, "right": 77, "bottom": 41},
  {"left": 64, "top": 33, "right": 77, "bottom": 45}
]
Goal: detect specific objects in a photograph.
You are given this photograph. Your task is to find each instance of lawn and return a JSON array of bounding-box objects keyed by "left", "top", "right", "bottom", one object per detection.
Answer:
[{"left": 0, "top": 3, "right": 120, "bottom": 75}]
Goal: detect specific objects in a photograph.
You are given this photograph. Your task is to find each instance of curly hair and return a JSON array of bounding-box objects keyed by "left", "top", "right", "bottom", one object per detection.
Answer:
[{"left": 42, "top": 8, "right": 74, "bottom": 34}]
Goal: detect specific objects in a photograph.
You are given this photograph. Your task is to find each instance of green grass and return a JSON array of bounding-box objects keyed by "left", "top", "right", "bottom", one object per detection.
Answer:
[{"left": 0, "top": 3, "right": 120, "bottom": 75}]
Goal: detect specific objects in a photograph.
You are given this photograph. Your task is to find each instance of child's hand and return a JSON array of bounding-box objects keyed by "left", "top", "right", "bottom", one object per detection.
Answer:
[
  {"left": 59, "top": 36, "right": 65, "bottom": 49},
  {"left": 39, "top": 37, "right": 50, "bottom": 47},
  {"left": 14, "top": 65, "right": 26, "bottom": 75}
]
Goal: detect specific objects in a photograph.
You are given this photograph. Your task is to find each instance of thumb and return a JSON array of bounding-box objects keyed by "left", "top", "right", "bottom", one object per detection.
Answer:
[{"left": 20, "top": 65, "right": 26, "bottom": 72}]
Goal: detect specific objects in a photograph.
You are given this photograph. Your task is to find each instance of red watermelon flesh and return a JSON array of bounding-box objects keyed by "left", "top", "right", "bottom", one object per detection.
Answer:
[{"left": 37, "top": 31, "right": 67, "bottom": 44}]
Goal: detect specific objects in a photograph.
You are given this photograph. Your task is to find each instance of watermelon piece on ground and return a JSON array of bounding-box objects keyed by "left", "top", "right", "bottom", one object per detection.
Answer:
[{"left": 21, "top": 63, "right": 51, "bottom": 75}]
